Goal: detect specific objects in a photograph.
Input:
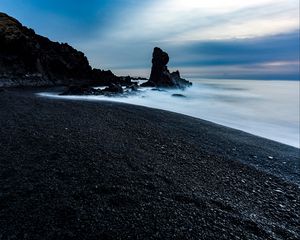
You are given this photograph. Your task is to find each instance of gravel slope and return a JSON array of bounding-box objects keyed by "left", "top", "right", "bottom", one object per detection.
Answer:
[{"left": 0, "top": 89, "right": 299, "bottom": 240}]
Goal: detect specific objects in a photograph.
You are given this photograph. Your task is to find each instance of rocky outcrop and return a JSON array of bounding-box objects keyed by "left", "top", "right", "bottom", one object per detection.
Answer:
[
  {"left": 0, "top": 12, "right": 130, "bottom": 87},
  {"left": 60, "top": 82, "right": 140, "bottom": 96},
  {"left": 60, "top": 86, "right": 102, "bottom": 96},
  {"left": 102, "top": 83, "right": 124, "bottom": 94},
  {"left": 141, "top": 47, "right": 192, "bottom": 89}
]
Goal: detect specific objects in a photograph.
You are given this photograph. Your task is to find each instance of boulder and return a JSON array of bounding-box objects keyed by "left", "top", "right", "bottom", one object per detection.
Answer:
[
  {"left": 102, "top": 83, "right": 123, "bottom": 94},
  {"left": 125, "top": 83, "right": 139, "bottom": 92},
  {"left": 172, "top": 93, "right": 187, "bottom": 98},
  {"left": 170, "top": 71, "right": 192, "bottom": 89},
  {"left": 141, "top": 47, "right": 192, "bottom": 89}
]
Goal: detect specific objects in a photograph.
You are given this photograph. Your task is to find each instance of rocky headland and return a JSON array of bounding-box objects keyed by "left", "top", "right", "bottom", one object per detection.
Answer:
[{"left": 0, "top": 12, "right": 131, "bottom": 88}]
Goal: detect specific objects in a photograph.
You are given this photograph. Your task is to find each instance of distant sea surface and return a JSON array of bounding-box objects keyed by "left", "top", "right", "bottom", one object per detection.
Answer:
[{"left": 40, "top": 79, "right": 300, "bottom": 148}]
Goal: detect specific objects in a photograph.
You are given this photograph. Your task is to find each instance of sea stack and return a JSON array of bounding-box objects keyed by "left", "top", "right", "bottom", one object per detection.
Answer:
[{"left": 141, "top": 47, "right": 192, "bottom": 89}]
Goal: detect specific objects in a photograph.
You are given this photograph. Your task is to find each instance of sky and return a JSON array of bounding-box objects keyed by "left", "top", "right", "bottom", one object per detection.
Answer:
[{"left": 0, "top": 0, "right": 299, "bottom": 79}]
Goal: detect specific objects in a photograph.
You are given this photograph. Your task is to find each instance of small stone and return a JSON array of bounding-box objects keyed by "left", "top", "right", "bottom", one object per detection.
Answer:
[
  {"left": 172, "top": 94, "right": 186, "bottom": 98},
  {"left": 274, "top": 189, "right": 283, "bottom": 194}
]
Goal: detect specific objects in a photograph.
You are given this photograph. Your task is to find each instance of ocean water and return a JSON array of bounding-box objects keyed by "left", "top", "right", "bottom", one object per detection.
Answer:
[{"left": 39, "top": 80, "right": 300, "bottom": 148}]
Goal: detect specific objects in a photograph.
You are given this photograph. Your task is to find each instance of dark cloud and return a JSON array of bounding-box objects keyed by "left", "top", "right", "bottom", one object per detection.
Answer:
[{"left": 171, "top": 31, "right": 300, "bottom": 67}]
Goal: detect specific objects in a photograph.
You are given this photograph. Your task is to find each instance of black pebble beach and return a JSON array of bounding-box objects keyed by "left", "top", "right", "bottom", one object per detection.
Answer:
[{"left": 0, "top": 89, "right": 299, "bottom": 240}]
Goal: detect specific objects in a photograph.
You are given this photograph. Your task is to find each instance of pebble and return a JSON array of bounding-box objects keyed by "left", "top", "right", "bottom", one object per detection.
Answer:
[{"left": 274, "top": 189, "right": 284, "bottom": 194}]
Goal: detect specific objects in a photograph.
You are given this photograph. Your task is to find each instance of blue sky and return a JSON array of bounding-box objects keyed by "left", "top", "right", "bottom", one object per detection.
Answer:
[{"left": 0, "top": 0, "right": 299, "bottom": 79}]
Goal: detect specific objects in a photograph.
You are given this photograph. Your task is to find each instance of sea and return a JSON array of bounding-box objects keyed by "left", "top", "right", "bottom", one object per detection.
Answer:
[{"left": 39, "top": 79, "right": 300, "bottom": 148}]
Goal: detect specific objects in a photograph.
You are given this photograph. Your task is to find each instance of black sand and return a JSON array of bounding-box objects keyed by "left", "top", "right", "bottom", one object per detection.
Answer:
[{"left": 0, "top": 89, "right": 299, "bottom": 240}]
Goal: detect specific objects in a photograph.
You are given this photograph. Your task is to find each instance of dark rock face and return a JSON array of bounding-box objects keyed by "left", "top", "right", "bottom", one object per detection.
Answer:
[
  {"left": 150, "top": 47, "right": 170, "bottom": 85},
  {"left": 0, "top": 12, "right": 130, "bottom": 88},
  {"left": 141, "top": 47, "right": 192, "bottom": 89}
]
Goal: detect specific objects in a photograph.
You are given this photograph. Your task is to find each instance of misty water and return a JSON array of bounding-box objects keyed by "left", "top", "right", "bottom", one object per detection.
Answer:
[{"left": 39, "top": 80, "right": 300, "bottom": 148}]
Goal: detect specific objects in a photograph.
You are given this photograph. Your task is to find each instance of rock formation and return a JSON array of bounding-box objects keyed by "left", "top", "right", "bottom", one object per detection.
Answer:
[
  {"left": 0, "top": 12, "right": 130, "bottom": 87},
  {"left": 60, "top": 83, "right": 139, "bottom": 96},
  {"left": 141, "top": 47, "right": 192, "bottom": 89}
]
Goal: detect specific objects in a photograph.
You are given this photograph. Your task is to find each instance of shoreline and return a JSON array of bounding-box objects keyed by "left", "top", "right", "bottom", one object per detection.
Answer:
[
  {"left": 3, "top": 87, "right": 300, "bottom": 184},
  {"left": 0, "top": 89, "right": 299, "bottom": 239},
  {"left": 36, "top": 81, "right": 300, "bottom": 149},
  {"left": 39, "top": 92, "right": 299, "bottom": 149},
  {"left": 36, "top": 90, "right": 300, "bottom": 185}
]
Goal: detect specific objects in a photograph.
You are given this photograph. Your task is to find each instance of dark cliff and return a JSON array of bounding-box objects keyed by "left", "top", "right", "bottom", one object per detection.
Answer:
[{"left": 0, "top": 12, "right": 120, "bottom": 87}]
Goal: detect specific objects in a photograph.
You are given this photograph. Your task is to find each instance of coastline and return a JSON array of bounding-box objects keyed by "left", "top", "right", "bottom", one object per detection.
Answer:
[
  {"left": 0, "top": 89, "right": 299, "bottom": 239},
  {"left": 38, "top": 79, "right": 300, "bottom": 148}
]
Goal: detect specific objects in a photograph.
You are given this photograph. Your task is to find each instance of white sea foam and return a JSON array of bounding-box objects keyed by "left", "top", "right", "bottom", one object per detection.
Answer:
[{"left": 38, "top": 79, "right": 300, "bottom": 148}]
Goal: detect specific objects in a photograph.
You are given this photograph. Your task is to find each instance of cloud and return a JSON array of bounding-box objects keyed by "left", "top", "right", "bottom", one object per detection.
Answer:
[
  {"left": 167, "top": 31, "right": 300, "bottom": 80},
  {"left": 77, "top": 0, "right": 299, "bottom": 72},
  {"left": 99, "top": 0, "right": 299, "bottom": 42},
  {"left": 170, "top": 31, "right": 300, "bottom": 66},
  {"left": 1, "top": 0, "right": 299, "bottom": 79}
]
